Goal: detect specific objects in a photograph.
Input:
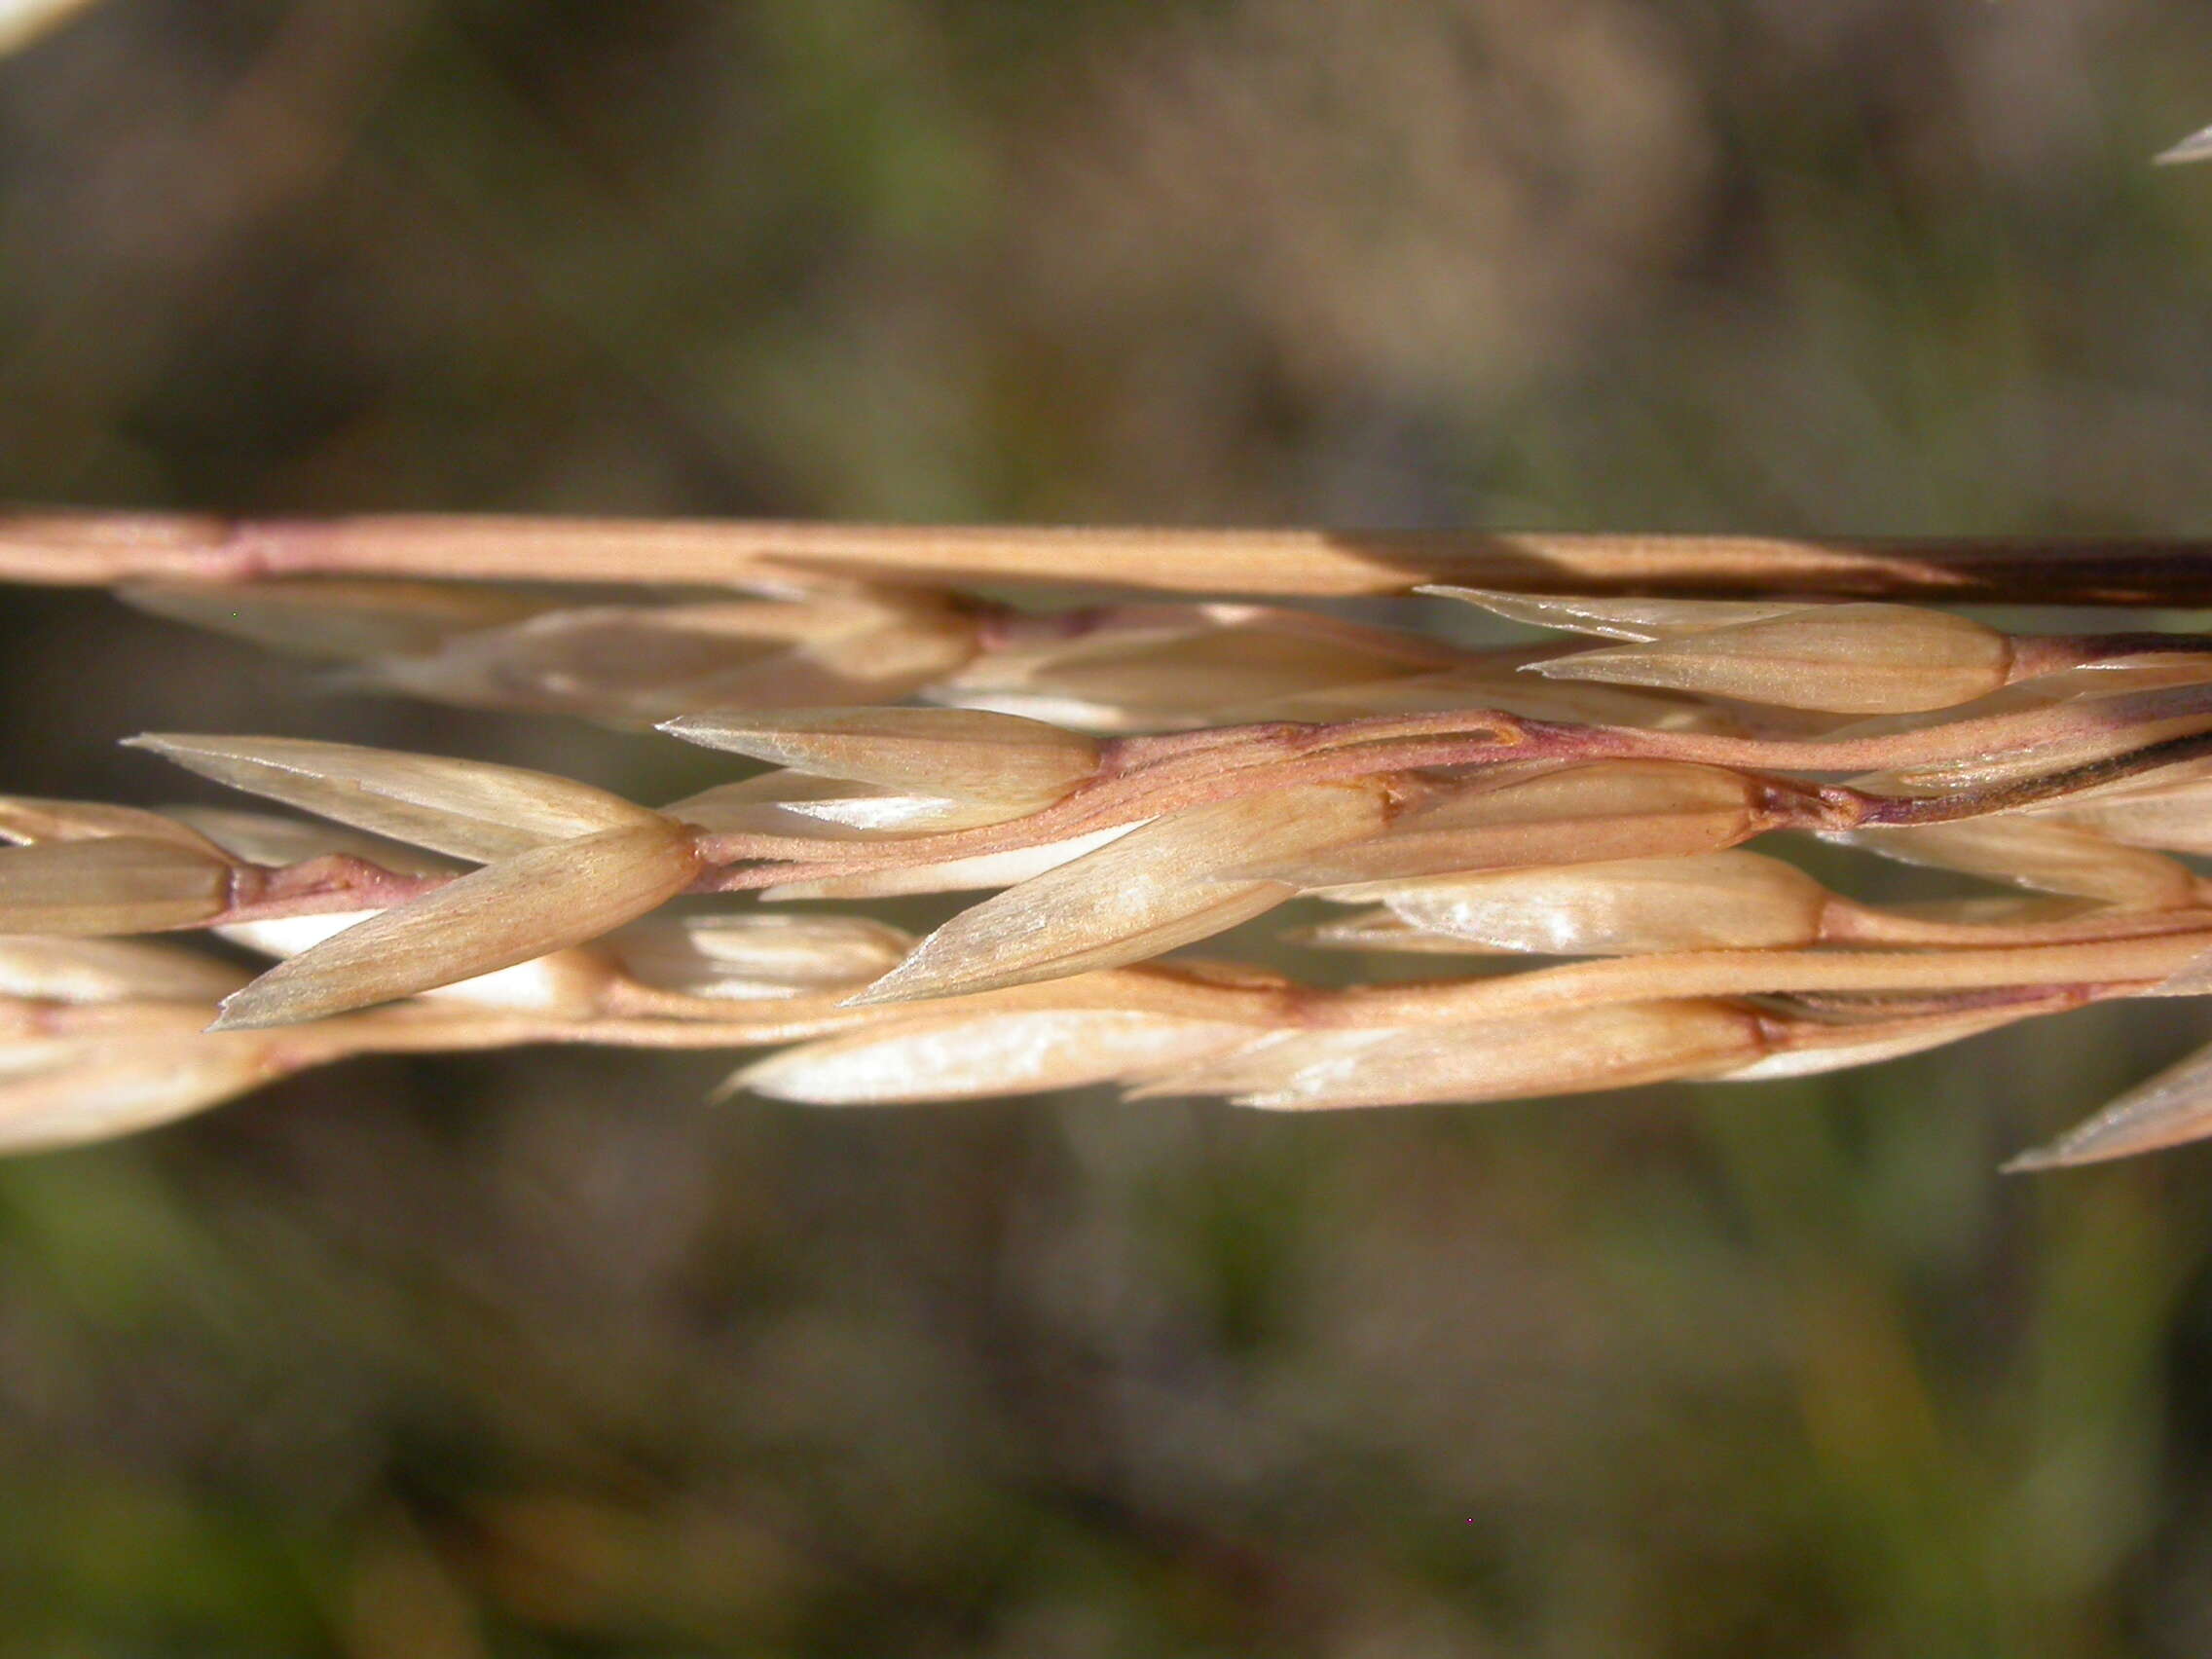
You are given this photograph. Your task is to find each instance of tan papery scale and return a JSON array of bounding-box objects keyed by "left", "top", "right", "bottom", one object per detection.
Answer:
[
  {"left": 660, "top": 706, "right": 1099, "bottom": 806},
  {"left": 0, "top": 836, "right": 236, "bottom": 935},
  {"left": 210, "top": 819, "right": 703, "bottom": 1029},
  {"left": 130, "top": 733, "right": 664, "bottom": 863},
  {"left": 850, "top": 782, "right": 1393, "bottom": 1004}
]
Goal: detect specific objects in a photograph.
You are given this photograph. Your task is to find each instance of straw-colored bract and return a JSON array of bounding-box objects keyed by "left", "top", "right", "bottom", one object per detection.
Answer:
[{"left": 7, "top": 512, "right": 2212, "bottom": 1167}]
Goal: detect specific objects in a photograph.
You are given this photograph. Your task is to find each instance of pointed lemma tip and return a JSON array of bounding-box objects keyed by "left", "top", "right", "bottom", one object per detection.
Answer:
[
  {"left": 704, "top": 1065, "right": 756, "bottom": 1105},
  {"left": 834, "top": 969, "right": 920, "bottom": 1009},
  {"left": 1999, "top": 1136, "right": 2120, "bottom": 1175},
  {"left": 206, "top": 977, "right": 316, "bottom": 1033},
  {"left": 1522, "top": 653, "right": 1611, "bottom": 681},
  {"left": 1119, "top": 1077, "right": 1189, "bottom": 1102},
  {"left": 204, "top": 996, "right": 272, "bottom": 1034},
  {"left": 2154, "top": 129, "right": 2212, "bottom": 167},
  {"left": 656, "top": 710, "right": 752, "bottom": 733},
  {"left": 836, "top": 954, "right": 990, "bottom": 1008}
]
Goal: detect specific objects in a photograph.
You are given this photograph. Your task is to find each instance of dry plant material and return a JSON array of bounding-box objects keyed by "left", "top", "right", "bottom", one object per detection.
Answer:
[
  {"left": 2157, "top": 124, "right": 2212, "bottom": 166},
  {"left": 11, "top": 512, "right": 2212, "bottom": 1166}
]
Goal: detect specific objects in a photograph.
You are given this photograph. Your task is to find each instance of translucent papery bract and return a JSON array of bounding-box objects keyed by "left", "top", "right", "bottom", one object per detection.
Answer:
[
  {"left": 1124, "top": 1028, "right": 1394, "bottom": 1101},
  {"left": 350, "top": 599, "right": 977, "bottom": 723},
  {"left": 0, "top": 836, "right": 234, "bottom": 934},
  {"left": 761, "top": 822, "right": 1146, "bottom": 900},
  {"left": 1714, "top": 1005, "right": 2046, "bottom": 1081},
  {"left": 0, "top": 1034, "right": 287, "bottom": 1154},
  {"left": 1531, "top": 604, "right": 2015, "bottom": 715},
  {"left": 850, "top": 783, "right": 1391, "bottom": 1004},
  {"left": 608, "top": 913, "right": 914, "bottom": 1000},
  {"left": 2032, "top": 778, "right": 2212, "bottom": 855},
  {"left": 925, "top": 689, "right": 1156, "bottom": 734},
  {"left": 1838, "top": 818, "right": 2198, "bottom": 911},
  {"left": 659, "top": 706, "right": 1098, "bottom": 806},
  {"left": 122, "top": 578, "right": 550, "bottom": 661},
  {"left": 940, "top": 605, "right": 1454, "bottom": 727},
  {"left": 166, "top": 806, "right": 459, "bottom": 875},
  {"left": 0, "top": 935, "right": 248, "bottom": 1003},
  {"left": 2008, "top": 1038, "right": 2212, "bottom": 1168},
  {"left": 737, "top": 1009, "right": 1257, "bottom": 1104},
  {"left": 212, "top": 820, "right": 702, "bottom": 1029},
  {"left": 218, "top": 911, "right": 614, "bottom": 1017},
  {"left": 2025, "top": 754, "right": 2212, "bottom": 810},
  {"left": 1870, "top": 895, "right": 2098, "bottom": 929},
  {"left": 1211, "top": 666, "right": 1738, "bottom": 732},
  {"left": 130, "top": 734, "right": 663, "bottom": 863},
  {"left": 1297, "top": 910, "right": 1488, "bottom": 953},
  {"left": 1420, "top": 587, "right": 1819, "bottom": 642},
  {"left": 1150, "top": 999, "right": 1767, "bottom": 1110},
  {"left": 2156, "top": 123, "right": 2212, "bottom": 166},
  {"left": 0, "top": 795, "right": 225, "bottom": 854},
  {"left": 1259, "top": 760, "right": 1767, "bottom": 889},
  {"left": 1845, "top": 682, "right": 2212, "bottom": 798},
  {"left": 1315, "top": 852, "right": 1832, "bottom": 955},
  {"left": 665, "top": 773, "right": 1027, "bottom": 838}
]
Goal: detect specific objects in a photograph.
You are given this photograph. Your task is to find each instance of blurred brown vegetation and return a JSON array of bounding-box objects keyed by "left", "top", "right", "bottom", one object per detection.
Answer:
[{"left": 5, "top": 1, "right": 2212, "bottom": 1654}]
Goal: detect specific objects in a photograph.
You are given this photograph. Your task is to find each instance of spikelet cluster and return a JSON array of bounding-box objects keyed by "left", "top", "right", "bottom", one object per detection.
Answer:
[{"left": 8, "top": 556, "right": 2212, "bottom": 1169}]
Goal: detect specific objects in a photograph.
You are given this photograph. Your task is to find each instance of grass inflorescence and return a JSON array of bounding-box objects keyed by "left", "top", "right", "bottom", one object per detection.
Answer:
[{"left": 6, "top": 514, "right": 2212, "bottom": 1167}]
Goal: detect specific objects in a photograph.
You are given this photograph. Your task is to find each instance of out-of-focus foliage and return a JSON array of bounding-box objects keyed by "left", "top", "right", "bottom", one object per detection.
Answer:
[{"left": 5, "top": 1, "right": 2212, "bottom": 1653}]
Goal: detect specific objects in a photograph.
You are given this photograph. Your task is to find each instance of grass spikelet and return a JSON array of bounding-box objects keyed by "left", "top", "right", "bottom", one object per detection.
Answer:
[
  {"left": 130, "top": 734, "right": 664, "bottom": 862},
  {"left": 759, "top": 823, "right": 1145, "bottom": 900},
  {"left": 1257, "top": 761, "right": 1775, "bottom": 889},
  {"left": 0, "top": 795, "right": 226, "bottom": 854},
  {"left": 166, "top": 806, "right": 459, "bottom": 873},
  {"left": 0, "top": 935, "right": 249, "bottom": 1003},
  {"left": 1838, "top": 818, "right": 2201, "bottom": 911},
  {"left": 1421, "top": 587, "right": 1818, "bottom": 641},
  {"left": 609, "top": 913, "right": 914, "bottom": 1000},
  {"left": 0, "top": 836, "right": 235, "bottom": 934},
  {"left": 342, "top": 597, "right": 978, "bottom": 723},
  {"left": 738, "top": 1009, "right": 1255, "bottom": 1103},
  {"left": 939, "top": 605, "right": 1456, "bottom": 727},
  {"left": 1530, "top": 604, "right": 2016, "bottom": 714},
  {"left": 120, "top": 578, "right": 548, "bottom": 661},
  {"left": 2006, "top": 1039, "right": 2212, "bottom": 1169},
  {"left": 849, "top": 783, "right": 1391, "bottom": 1004},
  {"left": 2026, "top": 772, "right": 2212, "bottom": 855},
  {"left": 1309, "top": 851, "right": 1834, "bottom": 954},
  {"left": 0, "top": 1034, "right": 291, "bottom": 1154},
  {"left": 210, "top": 820, "right": 700, "bottom": 1029},
  {"left": 1155, "top": 1000, "right": 1769, "bottom": 1110},
  {"left": 659, "top": 706, "right": 1099, "bottom": 805}
]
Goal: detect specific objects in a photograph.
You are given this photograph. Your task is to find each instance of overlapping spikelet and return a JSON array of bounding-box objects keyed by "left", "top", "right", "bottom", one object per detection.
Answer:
[{"left": 7, "top": 516, "right": 2212, "bottom": 1166}]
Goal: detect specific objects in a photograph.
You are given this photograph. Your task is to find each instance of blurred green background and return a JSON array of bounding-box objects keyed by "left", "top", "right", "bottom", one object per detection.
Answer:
[{"left": 3, "top": 1, "right": 2212, "bottom": 1653}]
